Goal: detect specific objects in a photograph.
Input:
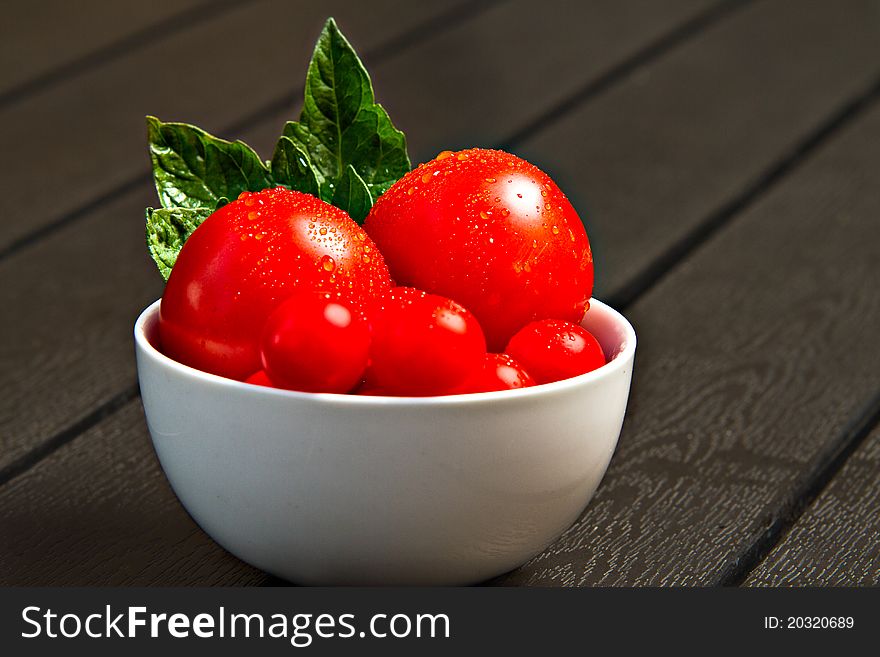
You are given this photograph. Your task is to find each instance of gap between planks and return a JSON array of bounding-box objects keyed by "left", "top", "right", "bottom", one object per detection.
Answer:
[{"left": 717, "top": 392, "right": 880, "bottom": 585}]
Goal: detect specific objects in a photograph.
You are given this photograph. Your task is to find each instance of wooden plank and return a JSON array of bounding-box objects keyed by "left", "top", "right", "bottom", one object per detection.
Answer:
[
  {"left": 0, "top": 401, "right": 268, "bottom": 585},
  {"left": 0, "top": 0, "right": 713, "bottom": 474},
  {"left": 0, "top": 0, "right": 473, "bottom": 252},
  {"left": 0, "top": 0, "right": 211, "bottom": 96},
  {"left": 745, "top": 424, "right": 880, "bottom": 586},
  {"left": 497, "top": 97, "right": 880, "bottom": 586}
]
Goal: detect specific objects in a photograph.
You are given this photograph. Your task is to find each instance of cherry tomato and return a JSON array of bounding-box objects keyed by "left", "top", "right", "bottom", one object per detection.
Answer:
[
  {"left": 159, "top": 187, "right": 391, "bottom": 380},
  {"left": 364, "top": 148, "right": 593, "bottom": 351},
  {"left": 260, "top": 293, "right": 370, "bottom": 393},
  {"left": 505, "top": 319, "right": 605, "bottom": 384},
  {"left": 454, "top": 353, "right": 536, "bottom": 394},
  {"left": 366, "top": 287, "right": 486, "bottom": 396}
]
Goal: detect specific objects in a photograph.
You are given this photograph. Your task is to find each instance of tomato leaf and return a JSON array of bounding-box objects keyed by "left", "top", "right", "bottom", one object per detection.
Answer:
[
  {"left": 147, "top": 116, "right": 271, "bottom": 210},
  {"left": 143, "top": 18, "right": 411, "bottom": 280},
  {"left": 282, "top": 18, "right": 410, "bottom": 204},
  {"left": 270, "top": 136, "right": 320, "bottom": 197},
  {"left": 145, "top": 206, "right": 213, "bottom": 280},
  {"left": 331, "top": 165, "right": 373, "bottom": 223}
]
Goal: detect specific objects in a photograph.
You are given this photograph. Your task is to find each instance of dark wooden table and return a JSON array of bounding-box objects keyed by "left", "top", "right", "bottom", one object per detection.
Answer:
[{"left": 2, "top": 0, "right": 878, "bottom": 586}]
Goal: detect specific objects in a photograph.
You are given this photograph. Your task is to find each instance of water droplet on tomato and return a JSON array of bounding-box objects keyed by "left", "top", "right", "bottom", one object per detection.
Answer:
[
  {"left": 421, "top": 173, "right": 432, "bottom": 184},
  {"left": 321, "top": 255, "right": 336, "bottom": 272},
  {"left": 247, "top": 211, "right": 257, "bottom": 220},
  {"left": 485, "top": 177, "right": 496, "bottom": 183},
  {"left": 501, "top": 208, "right": 510, "bottom": 217},
  {"left": 551, "top": 225, "right": 560, "bottom": 235},
  {"left": 319, "top": 226, "right": 328, "bottom": 236},
  {"left": 435, "top": 150, "right": 453, "bottom": 161},
  {"left": 480, "top": 211, "right": 489, "bottom": 220},
  {"left": 407, "top": 187, "right": 415, "bottom": 195},
  {"left": 516, "top": 193, "right": 523, "bottom": 199},
  {"left": 457, "top": 153, "right": 469, "bottom": 161}
]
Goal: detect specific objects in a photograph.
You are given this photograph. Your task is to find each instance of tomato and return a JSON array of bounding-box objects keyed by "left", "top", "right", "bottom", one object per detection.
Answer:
[
  {"left": 366, "top": 287, "right": 486, "bottom": 396},
  {"left": 260, "top": 293, "right": 370, "bottom": 393},
  {"left": 505, "top": 319, "right": 606, "bottom": 384},
  {"left": 364, "top": 148, "right": 593, "bottom": 351},
  {"left": 454, "top": 353, "right": 536, "bottom": 393},
  {"left": 159, "top": 187, "right": 391, "bottom": 380}
]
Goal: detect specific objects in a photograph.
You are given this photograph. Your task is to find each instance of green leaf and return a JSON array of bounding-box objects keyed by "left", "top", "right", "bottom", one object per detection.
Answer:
[
  {"left": 283, "top": 18, "right": 410, "bottom": 204},
  {"left": 270, "top": 136, "right": 320, "bottom": 196},
  {"left": 331, "top": 165, "right": 373, "bottom": 223},
  {"left": 147, "top": 116, "right": 271, "bottom": 210},
  {"left": 145, "top": 206, "right": 213, "bottom": 280}
]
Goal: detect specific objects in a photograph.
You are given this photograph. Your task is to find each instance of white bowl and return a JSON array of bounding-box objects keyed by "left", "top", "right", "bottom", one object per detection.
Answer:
[{"left": 134, "top": 298, "right": 636, "bottom": 585}]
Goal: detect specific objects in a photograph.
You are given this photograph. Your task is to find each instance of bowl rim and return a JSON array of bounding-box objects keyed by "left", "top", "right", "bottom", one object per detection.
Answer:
[{"left": 135, "top": 297, "right": 636, "bottom": 407}]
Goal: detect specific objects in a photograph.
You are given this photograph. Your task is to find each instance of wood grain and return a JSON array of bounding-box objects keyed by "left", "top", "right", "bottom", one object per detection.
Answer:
[
  {"left": 0, "top": 401, "right": 268, "bottom": 585},
  {"left": 0, "top": 0, "right": 712, "bottom": 474},
  {"left": 0, "top": 0, "right": 212, "bottom": 97},
  {"left": 744, "top": 424, "right": 880, "bottom": 586},
  {"left": 496, "top": 99, "right": 880, "bottom": 586},
  {"left": 0, "top": 0, "right": 472, "bottom": 252}
]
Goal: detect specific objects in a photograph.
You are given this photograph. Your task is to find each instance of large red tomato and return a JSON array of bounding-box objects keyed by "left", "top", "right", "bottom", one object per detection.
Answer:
[
  {"left": 159, "top": 187, "right": 391, "bottom": 380},
  {"left": 364, "top": 148, "right": 593, "bottom": 351}
]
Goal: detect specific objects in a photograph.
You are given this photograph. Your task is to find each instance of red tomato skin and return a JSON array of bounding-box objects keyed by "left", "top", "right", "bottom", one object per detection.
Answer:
[
  {"left": 454, "top": 353, "right": 536, "bottom": 394},
  {"left": 366, "top": 287, "right": 487, "bottom": 396},
  {"left": 260, "top": 293, "right": 370, "bottom": 394},
  {"left": 364, "top": 148, "right": 593, "bottom": 351},
  {"left": 244, "top": 370, "right": 276, "bottom": 388},
  {"left": 159, "top": 188, "right": 391, "bottom": 380},
  {"left": 505, "top": 319, "right": 606, "bottom": 384}
]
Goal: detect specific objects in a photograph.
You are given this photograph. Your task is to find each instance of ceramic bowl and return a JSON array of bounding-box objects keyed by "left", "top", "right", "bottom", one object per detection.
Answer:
[{"left": 134, "top": 298, "right": 636, "bottom": 585}]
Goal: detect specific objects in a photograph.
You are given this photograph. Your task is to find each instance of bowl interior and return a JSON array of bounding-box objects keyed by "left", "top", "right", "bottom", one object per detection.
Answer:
[{"left": 135, "top": 297, "right": 635, "bottom": 401}]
